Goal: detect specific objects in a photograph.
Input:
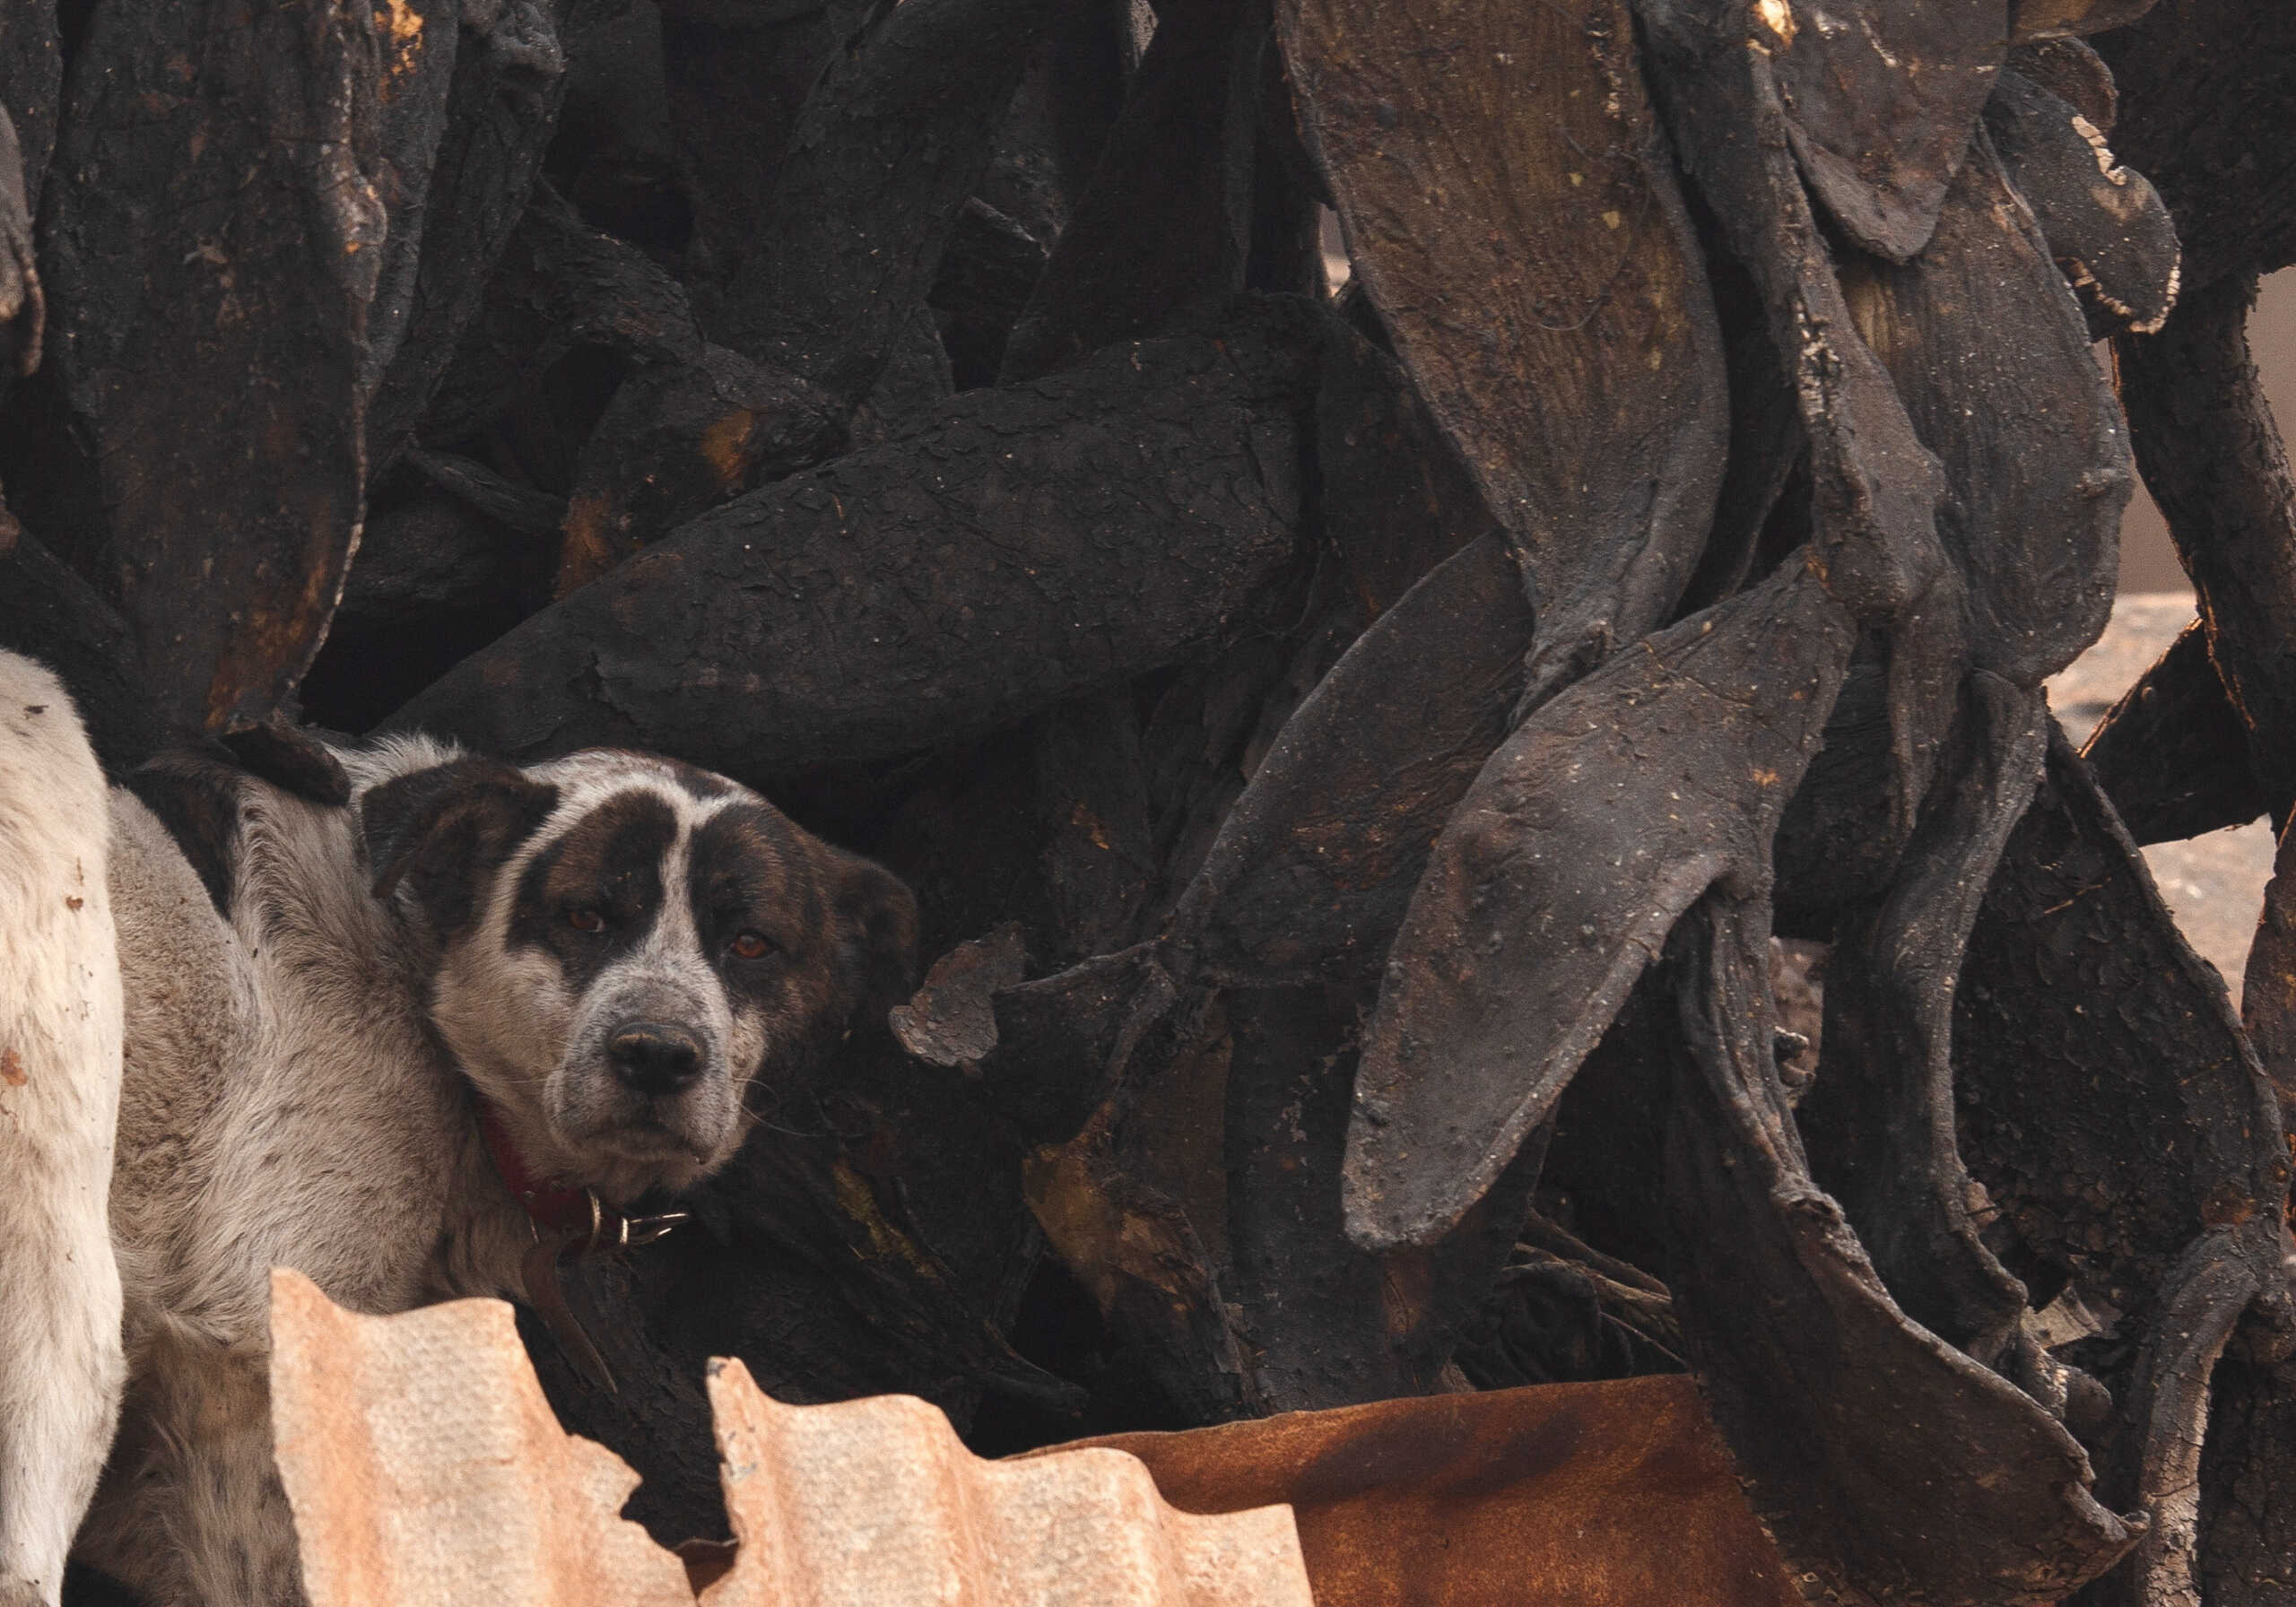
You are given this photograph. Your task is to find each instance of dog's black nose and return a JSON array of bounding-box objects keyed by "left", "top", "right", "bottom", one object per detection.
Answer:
[{"left": 607, "top": 1024, "right": 705, "bottom": 1095}]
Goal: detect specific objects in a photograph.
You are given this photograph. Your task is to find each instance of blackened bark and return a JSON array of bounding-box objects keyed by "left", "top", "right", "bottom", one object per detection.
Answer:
[
  {"left": 715, "top": 0, "right": 1057, "bottom": 405},
  {"left": 2115, "top": 271, "right": 2296, "bottom": 822},
  {"left": 367, "top": 0, "right": 575, "bottom": 466},
  {"left": 1766, "top": 0, "right": 2005, "bottom": 261},
  {"left": 416, "top": 187, "right": 703, "bottom": 449},
  {"left": 1986, "top": 68, "right": 2179, "bottom": 337},
  {"left": 1665, "top": 894, "right": 2139, "bottom": 1607},
  {"left": 2082, "top": 620, "right": 2267, "bottom": 845},
  {"left": 999, "top": 0, "right": 1255, "bottom": 385},
  {"left": 43, "top": 0, "right": 383, "bottom": 733},
  {"left": 2096, "top": 0, "right": 2296, "bottom": 295},
  {"left": 387, "top": 302, "right": 1318, "bottom": 785}
]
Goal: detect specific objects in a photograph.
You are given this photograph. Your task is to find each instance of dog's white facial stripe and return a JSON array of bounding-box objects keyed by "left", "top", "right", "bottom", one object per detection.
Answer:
[{"left": 423, "top": 760, "right": 814, "bottom": 1199}]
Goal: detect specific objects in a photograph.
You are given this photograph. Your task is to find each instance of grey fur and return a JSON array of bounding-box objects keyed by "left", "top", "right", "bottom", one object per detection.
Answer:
[{"left": 0, "top": 654, "right": 909, "bottom": 1606}]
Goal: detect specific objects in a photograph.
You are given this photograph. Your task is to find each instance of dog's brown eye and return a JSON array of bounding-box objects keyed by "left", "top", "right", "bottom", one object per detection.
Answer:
[
  {"left": 728, "top": 930, "right": 773, "bottom": 960},
  {"left": 567, "top": 908, "right": 605, "bottom": 933}
]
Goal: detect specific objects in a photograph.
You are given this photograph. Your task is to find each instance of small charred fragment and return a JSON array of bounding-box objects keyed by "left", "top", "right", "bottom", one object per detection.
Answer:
[
  {"left": 928, "top": 198, "right": 1048, "bottom": 390},
  {"left": 1346, "top": 563, "right": 1855, "bottom": 1252},
  {"left": 2115, "top": 271, "right": 2296, "bottom": 825},
  {"left": 1663, "top": 896, "right": 2141, "bottom": 1606},
  {"left": 1986, "top": 68, "right": 2180, "bottom": 337},
  {"left": 2081, "top": 620, "right": 2267, "bottom": 846},
  {"left": 715, "top": 0, "right": 1057, "bottom": 407},
  {"left": 999, "top": 0, "right": 1257, "bottom": 386},
  {"left": 416, "top": 189, "right": 706, "bottom": 453},
  {"left": 43, "top": 0, "right": 383, "bottom": 734},
  {"left": 1761, "top": 0, "right": 2006, "bottom": 262},
  {"left": 390, "top": 303, "right": 1318, "bottom": 787},
  {"left": 1280, "top": 0, "right": 1726, "bottom": 709},
  {"left": 555, "top": 346, "right": 848, "bottom": 596},
  {"left": 1838, "top": 135, "right": 2130, "bottom": 690}
]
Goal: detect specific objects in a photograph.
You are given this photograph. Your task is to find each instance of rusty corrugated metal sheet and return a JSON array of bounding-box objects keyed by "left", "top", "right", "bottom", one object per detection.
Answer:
[
  {"left": 1054, "top": 1375, "right": 1803, "bottom": 1607},
  {"left": 268, "top": 1268, "right": 1315, "bottom": 1607},
  {"left": 270, "top": 1268, "right": 696, "bottom": 1607}
]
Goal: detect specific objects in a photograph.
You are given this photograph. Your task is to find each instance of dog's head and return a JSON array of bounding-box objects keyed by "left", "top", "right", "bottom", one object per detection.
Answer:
[{"left": 360, "top": 747, "right": 918, "bottom": 1202}]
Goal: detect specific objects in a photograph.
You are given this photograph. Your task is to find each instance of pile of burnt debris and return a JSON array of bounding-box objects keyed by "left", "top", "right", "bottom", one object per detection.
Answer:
[{"left": 6, "top": 0, "right": 2296, "bottom": 1599}]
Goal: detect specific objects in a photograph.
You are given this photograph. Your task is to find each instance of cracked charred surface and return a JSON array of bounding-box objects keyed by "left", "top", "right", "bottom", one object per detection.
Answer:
[
  {"left": 44, "top": 0, "right": 382, "bottom": 734},
  {"left": 387, "top": 301, "right": 1316, "bottom": 785}
]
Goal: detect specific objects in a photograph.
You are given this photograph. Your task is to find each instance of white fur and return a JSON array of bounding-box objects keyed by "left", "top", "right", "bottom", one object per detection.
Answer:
[
  {"left": 0, "top": 668, "right": 855, "bottom": 1605},
  {"left": 0, "top": 656, "right": 124, "bottom": 1607}
]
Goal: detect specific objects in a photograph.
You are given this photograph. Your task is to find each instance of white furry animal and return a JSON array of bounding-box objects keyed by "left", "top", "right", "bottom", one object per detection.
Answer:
[
  {"left": 0, "top": 657, "right": 124, "bottom": 1607},
  {"left": 0, "top": 649, "right": 917, "bottom": 1607}
]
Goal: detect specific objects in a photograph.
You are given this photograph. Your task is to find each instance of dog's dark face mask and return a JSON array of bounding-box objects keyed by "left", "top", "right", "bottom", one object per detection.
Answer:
[{"left": 363, "top": 749, "right": 917, "bottom": 1202}]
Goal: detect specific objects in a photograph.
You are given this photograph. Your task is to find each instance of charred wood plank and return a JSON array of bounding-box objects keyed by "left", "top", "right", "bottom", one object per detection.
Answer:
[
  {"left": 44, "top": 0, "right": 384, "bottom": 733},
  {"left": 387, "top": 301, "right": 1318, "bottom": 785}
]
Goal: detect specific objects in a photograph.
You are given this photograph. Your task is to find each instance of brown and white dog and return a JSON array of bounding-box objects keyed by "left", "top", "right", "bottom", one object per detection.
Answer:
[{"left": 0, "top": 649, "right": 917, "bottom": 1607}]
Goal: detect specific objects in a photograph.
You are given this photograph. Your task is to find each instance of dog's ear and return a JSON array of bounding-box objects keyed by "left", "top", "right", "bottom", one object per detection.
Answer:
[
  {"left": 362, "top": 758, "right": 559, "bottom": 939},
  {"left": 827, "top": 850, "right": 921, "bottom": 1022}
]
